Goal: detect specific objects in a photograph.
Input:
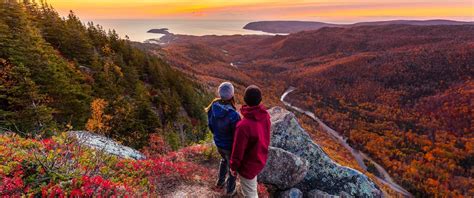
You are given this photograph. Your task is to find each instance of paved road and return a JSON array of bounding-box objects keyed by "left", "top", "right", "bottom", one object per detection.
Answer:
[{"left": 280, "top": 87, "right": 413, "bottom": 197}]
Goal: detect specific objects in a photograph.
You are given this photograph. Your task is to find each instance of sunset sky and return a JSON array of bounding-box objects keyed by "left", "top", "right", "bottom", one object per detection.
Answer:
[{"left": 48, "top": 0, "right": 473, "bottom": 22}]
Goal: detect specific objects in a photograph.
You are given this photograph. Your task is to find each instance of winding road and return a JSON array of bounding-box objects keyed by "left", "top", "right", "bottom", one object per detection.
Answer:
[{"left": 281, "top": 87, "right": 413, "bottom": 197}]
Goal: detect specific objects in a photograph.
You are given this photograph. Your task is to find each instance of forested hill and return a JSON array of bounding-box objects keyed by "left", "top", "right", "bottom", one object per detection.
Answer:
[
  {"left": 0, "top": 1, "right": 210, "bottom": 148},
  {"left": 159, "top": 24, "right": 473, "bottom": 196}
]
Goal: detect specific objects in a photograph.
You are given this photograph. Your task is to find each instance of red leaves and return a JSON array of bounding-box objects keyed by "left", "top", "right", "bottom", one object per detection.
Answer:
[
  {"left": 257, "top": 183, "right": 270, "bottom": 198},
  {"left": 141, "top": 134, "right": 171, "bottom": 158},
  {"left": 70, "top": 189, "right": 82, "bottom": 197},
  {"left": 42, "top": 175, "right": 133, "bottom": 197},
  {"left": 41, "top": 138, "right": 55, "bottom": 150},
  {"left": 76, "top": 175, "right": 118, "bottom": 196},
  {"left": 115, "top": 145, "right": 214, "bottom": 192},
  {"left": 1, "top": 133, "right": 216, "bottom": 196},
  {"left": 0, "top": 161, "right": 25, "bottom": 196},
  {"left": 41, "top": 185, "right": 65, "bottom": 198},
  {"left": 0, "top": 176, "right": 24, "bottom": 196}
]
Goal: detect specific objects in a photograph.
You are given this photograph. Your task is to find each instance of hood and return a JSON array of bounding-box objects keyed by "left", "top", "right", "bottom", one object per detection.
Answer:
[
  {"left": 241, "top": 104, "right": 269, "bottom": 121},
  {"left": 211, "top": 102, "right": 235, "bottom": 118}
]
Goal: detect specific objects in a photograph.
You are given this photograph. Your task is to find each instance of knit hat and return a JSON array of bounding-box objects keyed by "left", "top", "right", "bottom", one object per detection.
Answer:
[
  {"left": 218, "top": 82, "right": 235, "bottom": 100},
  {"left": 244, "top": 85, "right": 262, "bottom": 106}
]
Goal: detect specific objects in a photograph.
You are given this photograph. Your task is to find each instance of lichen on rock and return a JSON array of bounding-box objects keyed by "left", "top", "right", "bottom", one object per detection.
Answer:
[
  {"left": 268, "top": 107, "right": 381, "bottom": 197},
  {"left": 258, "top": 146, "right": 309, "bottom": 189},
  {"left": 68, "top": 131, "right": 146, "bottom": 160},
  {"left": 279, "top": 188, "right": 304, "bottom": 198}
]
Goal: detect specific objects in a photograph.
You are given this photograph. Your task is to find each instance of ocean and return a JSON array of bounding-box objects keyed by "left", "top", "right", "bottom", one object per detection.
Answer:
[{"left": 88, "top": 19, "right": 272, "bottom": 42}]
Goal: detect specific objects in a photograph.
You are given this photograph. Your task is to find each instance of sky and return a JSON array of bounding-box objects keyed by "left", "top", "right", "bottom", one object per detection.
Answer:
[{"left": 47, "top": 0, "right": 474, "bottom": 22}]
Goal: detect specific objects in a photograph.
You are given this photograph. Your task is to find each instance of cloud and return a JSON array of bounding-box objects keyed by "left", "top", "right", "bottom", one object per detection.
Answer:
[{"left": 48, "top": 0, "right": 474, "bottom": 21}]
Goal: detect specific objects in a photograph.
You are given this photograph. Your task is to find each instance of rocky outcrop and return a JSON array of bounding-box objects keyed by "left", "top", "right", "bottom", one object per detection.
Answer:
[
  {"left": 68, "top": 131, "right": 146, "bottom": 160},
  {"left": 268, "top": 107, "right": 381, "bottom": 197},
  {"left": 258, "top": 147, "right": 309, "bottom": 189}
]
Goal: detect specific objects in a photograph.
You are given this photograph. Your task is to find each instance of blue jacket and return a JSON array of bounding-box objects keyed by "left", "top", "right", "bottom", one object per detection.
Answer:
[{"left": 207, "top": 101, "right": 241, "bottom": 150}]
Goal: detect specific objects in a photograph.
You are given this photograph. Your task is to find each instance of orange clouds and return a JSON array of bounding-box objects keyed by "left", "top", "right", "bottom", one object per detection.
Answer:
[
  {"left": 47, "top": 0, "right": 474, "bottom": 21},
  {"left": 284, "top": 2, "right": 474, "bottom": 20}
]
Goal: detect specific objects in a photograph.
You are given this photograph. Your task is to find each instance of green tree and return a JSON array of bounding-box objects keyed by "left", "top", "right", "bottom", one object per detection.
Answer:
[
  {"left": 0, "top": 59, "right": 54, "bottom": 134},
  {"left": 0, "top": 0, "right": 210, "bottom": 148},
  {"left": 0, "top": 0, "right": 91, "bottom": 128}
]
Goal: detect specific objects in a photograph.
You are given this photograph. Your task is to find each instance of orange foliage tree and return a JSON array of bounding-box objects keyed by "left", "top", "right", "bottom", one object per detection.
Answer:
[{"left": 85, "top": 98, "right": 112, "bottom": 135}]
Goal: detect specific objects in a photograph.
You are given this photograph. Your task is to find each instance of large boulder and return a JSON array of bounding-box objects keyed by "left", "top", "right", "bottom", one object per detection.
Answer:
[
  {"left": 68, "top": 131, "right": 146, "bottom": 160},
  {"left": 268, "top": 107, "right": 381, "bottom": 197},
  {"left": 258, "top": 147, "right": 309, "bottom": 189}
]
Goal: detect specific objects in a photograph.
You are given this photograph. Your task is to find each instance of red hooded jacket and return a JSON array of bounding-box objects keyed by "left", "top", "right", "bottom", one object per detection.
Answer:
[{"left": 230, "top": 104, "right": 271, "bottom": 179}]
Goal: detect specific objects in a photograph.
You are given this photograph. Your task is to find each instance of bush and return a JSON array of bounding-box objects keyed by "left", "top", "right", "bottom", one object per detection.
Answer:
[
  {"left": 141, "top": 133, "right": 171, "bottom": 158},
  {"left": 0, "top": 132, "right": 214, "bottom": 196}
]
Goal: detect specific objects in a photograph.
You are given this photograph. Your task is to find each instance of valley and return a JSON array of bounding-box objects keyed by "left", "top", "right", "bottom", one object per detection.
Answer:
[
  {"left": 281, "top": 87, "right": 412, "bottom": 197},
  {"left": 1, "top": 0, "right": 472, "bottom": 197},
  {"left": 153, "top": 24, "right": 474, "bottom": 197}
]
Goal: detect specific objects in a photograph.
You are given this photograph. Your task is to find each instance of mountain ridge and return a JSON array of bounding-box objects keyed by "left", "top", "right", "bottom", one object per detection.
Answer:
[{"left": 243, "top": 19, "right": 474, "bottom": 33}]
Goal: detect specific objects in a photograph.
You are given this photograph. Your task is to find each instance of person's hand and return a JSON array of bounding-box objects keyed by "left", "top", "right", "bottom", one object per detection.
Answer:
[{"left": 230, "top": 169, "right": 237, "bottom": 177}]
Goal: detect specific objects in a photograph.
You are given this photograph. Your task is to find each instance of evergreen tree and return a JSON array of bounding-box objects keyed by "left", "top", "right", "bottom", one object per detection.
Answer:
[
  {"left": 0, "top": 59, "right": 54, "bottom": 134},
  {"left": 0, "top": 0, "right": 210, "bottom": 148},
  {"left": 0, "top": 1, "right": 91, "bottom": 129}
]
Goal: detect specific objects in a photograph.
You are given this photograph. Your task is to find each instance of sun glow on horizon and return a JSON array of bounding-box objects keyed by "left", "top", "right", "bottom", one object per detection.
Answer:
[{"left": 47, "top": 0, "right": 473, "bottom": 22}]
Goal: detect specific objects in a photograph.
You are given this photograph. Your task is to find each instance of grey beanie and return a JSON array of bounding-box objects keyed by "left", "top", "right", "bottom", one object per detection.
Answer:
[{"left": 218, "top": 82, "right": 234, "bottom": 100}]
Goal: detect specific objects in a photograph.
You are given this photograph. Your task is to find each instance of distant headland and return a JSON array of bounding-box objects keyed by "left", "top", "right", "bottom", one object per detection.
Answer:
[
  {"left": 243, "top": 20, "right": 474, "bottom": 34},
  {"left": 147, "top": 28, "right": 171, "bottom": 35}
]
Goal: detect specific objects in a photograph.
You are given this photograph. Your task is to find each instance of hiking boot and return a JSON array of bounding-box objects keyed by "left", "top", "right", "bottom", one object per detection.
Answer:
[
  {"left": 215, "top": 179, "right": 225, "bottom": 189},
  {"left": 225, "top": 187, "right": 237, "bottom": 197}
]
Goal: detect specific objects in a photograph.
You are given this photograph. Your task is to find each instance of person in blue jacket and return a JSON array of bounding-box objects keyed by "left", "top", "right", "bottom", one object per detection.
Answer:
[{"left": 206, "top": 82, "right": 241, "bottom": 196}]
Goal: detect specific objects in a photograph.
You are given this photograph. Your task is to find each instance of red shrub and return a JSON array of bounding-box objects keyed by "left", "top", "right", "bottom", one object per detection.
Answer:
[
  {"left": 141, "top": 134, "right": 171, "bottom": 158},
  {"left": 0, "top": 175, "right": 24, "bottom": 196},
  {"left": 258, "top": 183, "right": 270, "bottom": 198}
]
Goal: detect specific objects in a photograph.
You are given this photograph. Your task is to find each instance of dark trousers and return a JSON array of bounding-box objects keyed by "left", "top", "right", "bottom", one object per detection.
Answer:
[{"left": 217, "top": 147, "right": 236, "bottom": 193}]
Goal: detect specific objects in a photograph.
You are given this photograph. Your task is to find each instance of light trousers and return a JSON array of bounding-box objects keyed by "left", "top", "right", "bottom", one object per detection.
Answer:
[{"left": 239, "top": 175, "right": 258, "bottom": 198}]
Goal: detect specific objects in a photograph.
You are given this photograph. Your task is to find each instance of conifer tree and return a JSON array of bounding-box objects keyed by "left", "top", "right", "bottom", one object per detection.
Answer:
[
  {"left": 0, "top": 0, "right": 210, "bottom": 147},
  {"left": 0, "top": 59, "right": 54, "bottom": 134}
]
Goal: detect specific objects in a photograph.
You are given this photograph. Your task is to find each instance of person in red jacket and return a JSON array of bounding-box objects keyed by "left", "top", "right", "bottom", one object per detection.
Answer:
[{"left": 230, "top": 85, "right": 271, "bottom": 198}]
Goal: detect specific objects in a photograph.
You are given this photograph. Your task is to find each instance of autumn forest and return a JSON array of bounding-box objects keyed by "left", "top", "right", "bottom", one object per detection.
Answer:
[
  {"left": 0, "top": 0, "right": 473, "bottom": 197},
  {"left": 159, "top": 25, "right": 474, "bottom": 196}
]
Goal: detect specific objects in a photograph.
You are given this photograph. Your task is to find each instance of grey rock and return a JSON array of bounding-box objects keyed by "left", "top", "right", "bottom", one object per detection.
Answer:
[
  {"left": 307, "top": 190, "right": 355, "bottom": 198},
  {"left": 279, "top": 188, "right": 303, "bottom": 198},
  {"left": 307, "top": 189, "right": 339, "bottom": 198},
  {"left": 258, "top": 147, "right": 309, "bottom": 189},
  {"left": 339, "top": 191, "right": 354, "bottom": 198},
  {"left": 268, "top": 107, "right": 381, "bottom": 197},
  {"left": 68, "top": 131, "right": 146, "bottom": 160}
]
